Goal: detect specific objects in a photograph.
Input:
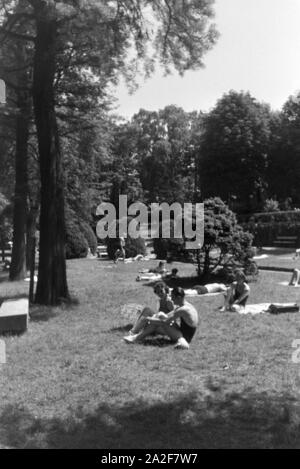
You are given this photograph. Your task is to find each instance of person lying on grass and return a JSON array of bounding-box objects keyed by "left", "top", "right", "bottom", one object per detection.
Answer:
[
  {"left": 139, "top": 261, "right": 167, "bottom": 275},
  {"left": 193, "top": 283, "right": 227, "bottom": 294},
  {"left": 219, "top": 269, "right": 250, "bottom": 312},
  {"left": 124, "top": 287, "right": 199, "bottom": 350},
  {"left": 136, "top": 261, "right": 169, "bottom": 281}
]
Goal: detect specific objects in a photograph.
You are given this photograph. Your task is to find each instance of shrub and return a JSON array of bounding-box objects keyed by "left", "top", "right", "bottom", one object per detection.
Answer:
[
  {"left": 154, "top": 197, "right": 253, "bottom": 278},
  {"left": 248, "top": 210, "right": 300, "bottom": 224},
  {"left": 65, "top": 218, "right": 88, "bottom": 259},
  {"left": 106, "top": 235, "right": 146, "bottom": 259},
  {"left": 81, "top": 222, "right": 97, "bottom": 255},
  {"left": 124, "top": 236, "right": 146, "bottom": 258},
  {"left": 153, "top": 236, "right": 187, "bottom": 261},
  {"left": 263, "top": 199, "right": 280, "bottom": 212},
  {"left": 247, "top": 222, "right": 300, "bottom": 247},
  {"left": 105, "top": 218, "right": 147, "bottom": 259}
]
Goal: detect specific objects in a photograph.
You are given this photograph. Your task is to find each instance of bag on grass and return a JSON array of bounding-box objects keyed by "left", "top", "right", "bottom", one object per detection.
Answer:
[{"left": 268, "top": 303, "right": 299, "bottom": 315}]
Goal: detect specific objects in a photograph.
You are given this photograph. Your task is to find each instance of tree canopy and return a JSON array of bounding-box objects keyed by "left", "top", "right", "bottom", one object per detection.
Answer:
[
  {"left": 0, "top": 0, "right": 219, "bottom": 304},
  {"left": 199, "top": 91, "right": 273, "bottom": 212}
]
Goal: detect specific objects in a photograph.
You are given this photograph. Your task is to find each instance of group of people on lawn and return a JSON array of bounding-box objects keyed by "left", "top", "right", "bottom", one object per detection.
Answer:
[{"left": 124, "top": 269, "right": 250, "bottom": 350}]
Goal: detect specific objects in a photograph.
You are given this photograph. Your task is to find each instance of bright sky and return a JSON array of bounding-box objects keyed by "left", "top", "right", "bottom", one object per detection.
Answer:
[{"left": 114, "top": 0, "right": 300, "bottom": 119}]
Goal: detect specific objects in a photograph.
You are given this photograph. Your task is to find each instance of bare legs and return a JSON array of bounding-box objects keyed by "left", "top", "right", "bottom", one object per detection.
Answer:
[
  {"left": 130, "top": 307, "right": 155, "bottom": 334},
  {"left": 289, "top": 269, "right": 300, "bottom": 286},
  {"left": 127, "top": 321, "right": 183, "bottom": 343}
]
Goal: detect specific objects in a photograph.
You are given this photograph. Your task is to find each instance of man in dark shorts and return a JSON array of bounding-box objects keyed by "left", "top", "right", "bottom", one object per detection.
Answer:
[{"left": 124, "top": 287, "right": 199, "bottom": 349}]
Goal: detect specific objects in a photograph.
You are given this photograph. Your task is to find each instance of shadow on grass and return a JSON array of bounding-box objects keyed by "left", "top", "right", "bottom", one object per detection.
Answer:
[
  {"left": 0, "top": 271, "right": 9, "bottom": 284},
  {"left": 29, "top": 305, "right": 58, "bottom": 323},
  {"left": 110, "top": 324, "right": 132, "bottom": 333},
  {"left": 142, "top": 276, "right": 202, "bottom": 290},
  {"left": 0, "top": 386, "right": 299, "bottom": 449}
]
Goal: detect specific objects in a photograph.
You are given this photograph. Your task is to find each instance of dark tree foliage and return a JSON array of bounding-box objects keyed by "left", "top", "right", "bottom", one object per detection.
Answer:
[
  {"left": 153, "top": 197, "right": 253, "bottom": 278},
  {"left": 199, "top": 91, "right": 273, "bottom": 213},
  {"left": 1, "top": 0, "right": 218, "bottom": 304},
  {"left": 268, "top": 94, "right": 300, "bottom": 206}
]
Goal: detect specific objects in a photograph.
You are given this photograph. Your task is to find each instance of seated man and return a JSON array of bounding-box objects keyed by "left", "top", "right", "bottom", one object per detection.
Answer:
[{"left": 124, "top": 287, "right": 199, "bottom": 350}]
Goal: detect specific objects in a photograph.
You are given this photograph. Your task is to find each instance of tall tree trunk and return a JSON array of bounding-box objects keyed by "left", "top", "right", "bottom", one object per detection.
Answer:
[
  {"left": 26, "top": 203, "right": 38, "bottom": 271},
  {"left": 32, "top": 12, "right": 69, "bottom": 305},
  {"left": 9, "top": 53, "right": 31, "bottom": 281}
]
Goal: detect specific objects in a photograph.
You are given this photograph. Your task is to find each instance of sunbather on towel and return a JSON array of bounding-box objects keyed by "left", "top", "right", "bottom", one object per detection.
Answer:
[
  {"left": 193, "top": 283, "right": 227, "bottom": 294},
  {"left": 139, "top": 261, "right": 167, "bottom": 274},
  {"left": 220, "top": 269, "right": 250, "bottom": 312},
  {"left": 129, "top": 281, "right": 174, "bottom": 335},
  {"left": 124, "top": 287, "right": 198, "bottom": 350}
]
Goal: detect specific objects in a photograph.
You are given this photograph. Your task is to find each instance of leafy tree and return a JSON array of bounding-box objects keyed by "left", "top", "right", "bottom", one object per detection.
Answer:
[
  {"left": 104, "top": 120, "right": 144, "bottom": 214},
  {"left": 263, "top": 198, "right": 280, "bottom": 212},
  {"left": 268, "top": 93, "right": 300, "bottom": 206},
  {"left": 130, "top": 106, "right": 201, "bottom": 204},
  {"left": 200, "top": 91, "right": 273, "bottom": 212},
  {"left": 0, "top": 16, "right": 34, "bottom": 280},
  {"left": 0, "top": 0, "right": 218, "bottom": 304},
  {"left": 0, "top": 192, "right": 8, "bottom": 214},
  {"left": 0, "top": 194, "right": 12, "bottom": 262},
  {"left": 201, "top": 197, "right": 253, "bottom": 276},
  {"left": 153, "top": 197, "right": 253, "bottom": 278}
]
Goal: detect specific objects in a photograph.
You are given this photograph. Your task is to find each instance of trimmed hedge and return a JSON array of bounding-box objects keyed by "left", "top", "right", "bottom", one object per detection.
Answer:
[
  {"left": 65, "top": 218, "right": 89, "bottom": 259},
  {"left": 81, "top": 222, "right": 97, "bottom": 255},
  {"left": 243, "top": 221, "right": 300, "bottom": 247},
  {"left": 153, "top": 237, "right": 189, "bottom": 261},
  {"left": 248, "top": 210, "right": 300, "bottom": 224}
]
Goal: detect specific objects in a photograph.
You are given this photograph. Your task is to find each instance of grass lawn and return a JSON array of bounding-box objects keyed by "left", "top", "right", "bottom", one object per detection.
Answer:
[
  {"left": 1, "top": 259, "right": 300, "bottom": 449},
  {"left": 255, "top": 247, "right": 300, "bottom": 271}
]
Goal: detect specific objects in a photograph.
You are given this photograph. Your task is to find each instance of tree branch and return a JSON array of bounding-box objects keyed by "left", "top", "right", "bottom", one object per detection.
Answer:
[{"left": 0, "top": 27, "right": 36, "bottom": 43}]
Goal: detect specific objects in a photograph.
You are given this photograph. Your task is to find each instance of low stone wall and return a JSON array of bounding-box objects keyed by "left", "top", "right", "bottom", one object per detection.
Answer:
[{"left": 0, "top": 298, "right": 29, "bottom": 334}]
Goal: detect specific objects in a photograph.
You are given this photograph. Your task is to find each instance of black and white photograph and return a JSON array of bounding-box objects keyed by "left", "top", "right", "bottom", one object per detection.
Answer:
[{"left": 0, "top": 0, "right": 300, "bottom": 452}]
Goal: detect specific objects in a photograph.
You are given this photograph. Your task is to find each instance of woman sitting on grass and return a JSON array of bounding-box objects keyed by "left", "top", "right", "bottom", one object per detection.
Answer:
[
  {"left": 124, "top": 287, "right": 199, "bottom": 350},
  {"left": 220, "top": 269, "right": 250, "bottom": 312},
  {"left": 129, "top": 282, "right": 174, "bottom": 335}
]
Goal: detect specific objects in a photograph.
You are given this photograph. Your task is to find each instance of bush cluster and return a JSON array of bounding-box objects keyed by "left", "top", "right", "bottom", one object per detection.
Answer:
[
  {"left": 244, "top": 221, "right": 300, "bottom": 247},
  {"left": 106, "top": 235, "right": 146, "bottom": 259},
  {"left": 65, "top": 218, "right": 89, "bottom": 259}
]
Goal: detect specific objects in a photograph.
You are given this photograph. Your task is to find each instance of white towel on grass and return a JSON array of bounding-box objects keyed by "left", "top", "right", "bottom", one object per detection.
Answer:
[
  {"left": 253, "top": 254, "right": 269, "bottom": 259},
  {"left": 185, "top": 289, "right": 223, "bottom": 297},
  {"left": 279, "top": 281, "right": 300, "bottom": 287},
  {"left": 240, "top": 303, "right": 271, "bottom": 315}
]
